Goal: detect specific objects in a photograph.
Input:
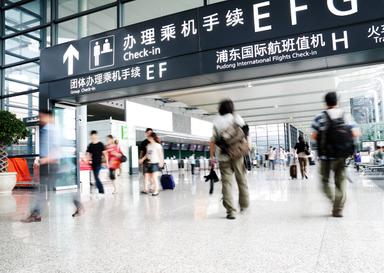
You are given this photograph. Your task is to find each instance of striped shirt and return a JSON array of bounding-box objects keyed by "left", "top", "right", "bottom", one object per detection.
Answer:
[
  {"left": 311, "top": 108, "right": 357, "bottom": 159},
  {"left": 312, "top": 108, "right": 357, "bottom": 133}
]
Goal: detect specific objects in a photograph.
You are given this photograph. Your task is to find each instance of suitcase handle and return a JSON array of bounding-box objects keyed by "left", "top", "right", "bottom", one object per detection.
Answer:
[{"left": 163, "top": 163, "right": 169, "bottom": 174}]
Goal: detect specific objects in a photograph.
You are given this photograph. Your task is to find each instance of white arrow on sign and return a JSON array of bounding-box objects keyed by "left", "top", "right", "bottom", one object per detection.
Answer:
[{"left": 63, "top": 44, "right": 79, "bottom": 76}]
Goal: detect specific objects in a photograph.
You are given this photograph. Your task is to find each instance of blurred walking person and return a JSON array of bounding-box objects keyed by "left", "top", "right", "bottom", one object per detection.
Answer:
[
  {"left": 139, "top": 128, "right": 153, "bottom": 194},
  {"left": 139, "top": 132, "right": 164, "bottom": 196},
  {"left": 114, "top": 138, "right": 122, "bottom": 176},
  {"left": 268, "top": 147, "right": 277, "bottom": 170},
  {"left": 210, "top": 99, "right": 250, "bottom": 220},
  {"left": 87, "top": 130, "right": 107, "bottom": 195},
  {"left": 312, "top": 92, "right": 359, "bottom": 217},
  {"left": 22, "top": 110, "right": 83, "bottom": 222},
  {"left": 294, "top": 136, "right": 310, "bottom": 179},
  {"left": 279, "top": 147, "right": 287, "bottom": 170},
  {"left": 106, "top": 135, "right": 122, "bottom": 194},
  {"left": 189, "top": 153, "right": 196, "bottom": 175}
]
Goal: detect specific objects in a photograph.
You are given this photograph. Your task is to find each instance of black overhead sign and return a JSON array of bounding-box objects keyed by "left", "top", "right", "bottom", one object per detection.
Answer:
[{"left": 40, "top": 0, "right": 384, "bottom": 98}]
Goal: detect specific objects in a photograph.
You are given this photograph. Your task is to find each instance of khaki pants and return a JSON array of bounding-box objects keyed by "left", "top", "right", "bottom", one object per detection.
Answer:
[
  {"left": 320, "top": 158, "right": 347, "bottom": 211},
  {"left": 298, "top": 157, "right": 308, "bottom": 179},
  {"left": 219, "top": 158, "right": 249, "bottom": 215}
]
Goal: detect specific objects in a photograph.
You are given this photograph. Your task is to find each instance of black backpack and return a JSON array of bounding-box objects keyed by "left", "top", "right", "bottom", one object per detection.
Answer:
[{"left": 319, "top": 111, "right": 355, "bottom": 158}]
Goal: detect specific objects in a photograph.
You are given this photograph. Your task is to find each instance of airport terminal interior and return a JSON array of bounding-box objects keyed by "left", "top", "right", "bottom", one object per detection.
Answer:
[{"left": 1, "top": 0, "right": 384, "bottom": 272}]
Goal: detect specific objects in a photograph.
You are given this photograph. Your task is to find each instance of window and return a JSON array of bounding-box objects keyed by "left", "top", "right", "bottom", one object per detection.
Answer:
[
  {"left": 123, "top": 0, "right": 203, "bottom": 26},
  {"left": 3, "top": 105, "right": 38, "bottom": 120},
  {"left": 208, "top": 0, "right": 227, "bottom": 4},
  {"left": 58, "top": 0, "right": 115, "bottom": 18},
  {"left": 3, "top": 0, "right": 25, "bottom": 6},
  {"left": 5, "top": 33, "right": 41, "bottom": 65},
  {"left": 5, "top": 0, "right": 50, "bottom": 35},
  {"left": 57, "top": 7, "right": 117, "bottom": 44},
  {"left": 4, "top": 63, "right": 39, "bottom": 95},
  {"left": 5, "top": 93, "right": 39, "bottom": 110}
]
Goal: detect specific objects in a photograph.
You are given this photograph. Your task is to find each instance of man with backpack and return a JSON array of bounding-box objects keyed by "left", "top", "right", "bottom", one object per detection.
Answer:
[
  {"left": 210, "top": 99, "right": 250, "bottom": 220},
  {"left": 311, "top": 92, "right": 359, "bottom": 218}
]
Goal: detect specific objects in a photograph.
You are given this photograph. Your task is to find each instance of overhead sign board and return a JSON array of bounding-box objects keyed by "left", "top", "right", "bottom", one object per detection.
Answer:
[{"left": 40, "top": 0, "right": 384, "bottom": 99}]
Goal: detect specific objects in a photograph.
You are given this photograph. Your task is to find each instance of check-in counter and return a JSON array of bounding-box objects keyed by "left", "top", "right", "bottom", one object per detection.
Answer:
[
  {"left": 164, "top": 159, "right": 172, "bottom": 170},
  {"left": 164, "top": 159, "right": 179, "bottom": 172},
  {"left": 170, "top": 160, "right": 179, "bottom": 171},
  {"left": 196, "top": 159, "right": 210, "bottom": 170}
]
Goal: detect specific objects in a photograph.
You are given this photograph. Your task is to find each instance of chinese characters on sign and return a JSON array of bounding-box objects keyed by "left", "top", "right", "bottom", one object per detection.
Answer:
[
  {"left": 40, "top": 0, "right": 384, "bottom": 100},
  {"left": 368, "top": 24, "right": 384, "bottom": 44},
  {"left": 69, "top": 62, "right": 167, "bottom": 95},
  {"left": 121, "top": 8, "right": 246, "bottom": 62},
  {"left": 215, "top": 32, "right": 328, "bottom": 70}
]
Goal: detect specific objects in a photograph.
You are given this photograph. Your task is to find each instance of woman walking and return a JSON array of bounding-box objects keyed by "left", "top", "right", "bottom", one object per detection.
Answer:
[
  {"left": 106, "top": 135, "right": 122, "bottom": 194},
  {"left": 294, "top": 136, "right": 310, "bottom": 179},
  {"left": 139, "top": 132, "right": 164, "bottom": 196}
]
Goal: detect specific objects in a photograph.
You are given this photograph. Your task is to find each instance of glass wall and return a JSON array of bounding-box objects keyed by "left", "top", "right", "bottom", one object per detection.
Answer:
[
  {"left": 1, "top": 0, "right": 217, "bottom": 155},
  {"left": 1, "top": 0, "right": 218, "bottom": 185},
  {"left": 249, "top": 124, "right": 289, "bottom": 154}
]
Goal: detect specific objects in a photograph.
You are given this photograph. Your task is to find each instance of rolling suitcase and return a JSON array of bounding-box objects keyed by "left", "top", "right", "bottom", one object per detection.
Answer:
[
  {"left": 161, "top": 164, "right": 175, "bottom": 190},
  {"left": 290, "top": 164, "right": 298, "bottom": 180},
  {"left": 309, "top": 158, "right": 316, "bottom": 166}
]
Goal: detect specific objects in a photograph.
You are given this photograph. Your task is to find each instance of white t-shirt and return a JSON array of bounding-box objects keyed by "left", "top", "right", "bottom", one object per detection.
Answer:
[
  {"left": 146, "top": 143, "right": 164, "bottom": 164},
  {"left": 268, "top": 150, "right": 276, "bottom": 160},
  {"left": 189, "top": 155, "right": 196, "bottom": 165},
  {"left": 212, "top": 113, "right": 245, "bottom": 134}
]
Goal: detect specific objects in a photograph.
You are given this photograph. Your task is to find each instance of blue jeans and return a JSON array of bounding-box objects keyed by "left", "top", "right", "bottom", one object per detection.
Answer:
[
  {"left": 92, "top": 165, "right": 105, "bottom": 194},
  {"left": 269, "top": 160, "right": 276, "bottom": 170}
]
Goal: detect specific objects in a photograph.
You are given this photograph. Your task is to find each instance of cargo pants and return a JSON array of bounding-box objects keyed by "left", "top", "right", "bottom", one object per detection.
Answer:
[
  {"left": 219, "top": 158, "right": 249, "bottom": 216},
  {"left": 320, "top": 158, "right": 347, "bottom": 211}
]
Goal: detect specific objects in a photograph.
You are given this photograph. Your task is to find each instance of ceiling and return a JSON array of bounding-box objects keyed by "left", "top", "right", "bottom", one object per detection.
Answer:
[
  {"left": 131, "top": 64, "right": 384, "bottom": 134},
  {"left": 87, "top": 101, "right": 125, "bottom": 121}
]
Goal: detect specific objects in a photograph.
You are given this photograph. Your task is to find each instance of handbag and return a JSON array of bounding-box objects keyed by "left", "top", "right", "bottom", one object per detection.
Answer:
[
  {"left": 244, "top": 154, "right": 252, "bottom": 171},
  {"left": 120, "top": 154, "right": 127, "bottom": 163},
  {"left": 304, "top": 142, "right": 310, "bottom": 156}
]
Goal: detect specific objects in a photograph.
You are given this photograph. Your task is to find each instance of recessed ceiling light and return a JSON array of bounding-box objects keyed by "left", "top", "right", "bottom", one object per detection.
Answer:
[{"left": 247, "top": 83, "right": 253, "bottom": 88}]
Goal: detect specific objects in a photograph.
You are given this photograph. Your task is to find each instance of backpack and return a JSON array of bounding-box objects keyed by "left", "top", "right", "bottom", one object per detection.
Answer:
[
  {"left": 215, "top": 121, "right": 249, "bottom": 160},
  {"left": 319, "top": 111, "right": 355, "bottom": 158}
]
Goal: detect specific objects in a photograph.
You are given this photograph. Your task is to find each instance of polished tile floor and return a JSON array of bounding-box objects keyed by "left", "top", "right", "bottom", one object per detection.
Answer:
[{"left": 0, "top": 166, "right": 383, "bottom": 273}]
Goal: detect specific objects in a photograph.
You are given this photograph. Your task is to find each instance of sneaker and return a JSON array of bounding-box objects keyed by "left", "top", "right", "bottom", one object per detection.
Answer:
[
  {"left": 240, "top": 208, "right": 248, "bottom": 214},
  {"left": 226, "top": 214, "right": 236, "bottom": 220},
  {"left": 152, "top": 192, "right": 159, "bottom": 196},
  {"left": 72, "top": 207, "right": 84, "bottom": 217},
  {"left": 140, "top": 191, "right": 149, "bottom": 194},
  {"left": 332, "top": 209, "right": 343, "bottom": 218},
  {"left": 21, "top": 213, "right": 42, "bottom": 223}
]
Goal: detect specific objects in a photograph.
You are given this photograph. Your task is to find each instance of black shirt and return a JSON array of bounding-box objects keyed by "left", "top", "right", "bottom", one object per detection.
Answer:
[
  {"left": 87, "top": 142, "right": 105, "bottom": 167},
  {"left": 139, "top": 139, "right": 149, "bottom": 157},
  {"left": 294, "top": 142, "right": 309, "bottom": 153}
]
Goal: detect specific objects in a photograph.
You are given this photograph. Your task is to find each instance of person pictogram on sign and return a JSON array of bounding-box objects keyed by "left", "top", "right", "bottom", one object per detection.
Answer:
[
  {"left": 89, "top": 35, "right": 115, "bottom": 70},
  {"left": 102, "top": 39, "right": 113, "bottom": 53},
  {"left": 94, "top": 41, "right": 101, "bottom": 66}
]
